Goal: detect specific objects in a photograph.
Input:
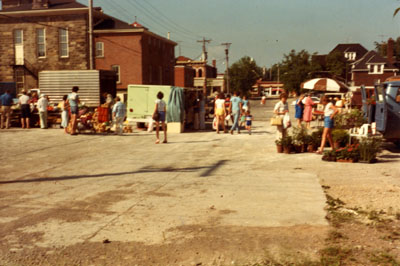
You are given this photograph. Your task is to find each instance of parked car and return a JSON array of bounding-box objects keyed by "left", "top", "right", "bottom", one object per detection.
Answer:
[{"left": 291, "top": 96, "right": 320, "bottom": 106}]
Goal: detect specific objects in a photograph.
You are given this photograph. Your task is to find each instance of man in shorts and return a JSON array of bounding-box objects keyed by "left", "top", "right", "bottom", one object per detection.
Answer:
[
  {"left": 19, "top": 89, "right": 31, "bottom": 128},
  {"left": 66, "top": 86, "right": 80, "bottom": 135}
]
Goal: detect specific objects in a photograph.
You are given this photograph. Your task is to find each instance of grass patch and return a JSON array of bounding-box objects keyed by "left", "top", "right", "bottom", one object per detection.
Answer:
[
  {"left": 320, "top": 246, "right": 352, "bottom": 266},
  {"left": 370, "top": 251, "right": 400, "bottom": 265}
]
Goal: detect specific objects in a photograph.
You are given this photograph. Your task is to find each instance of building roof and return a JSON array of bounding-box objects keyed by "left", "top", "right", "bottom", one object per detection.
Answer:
[
  {"left": 1, "top": 0, "right": 86, "bottom": 11},
  {"left": 330, "top": 43, "right": 368, "bottom": 57},
  {"left": 352, "top": 50, "right": 399, "bottom": 71}
]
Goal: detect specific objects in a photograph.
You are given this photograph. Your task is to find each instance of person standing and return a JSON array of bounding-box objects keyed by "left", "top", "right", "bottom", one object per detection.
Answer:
[
  {"left": 295, "top": 93, "right": 305, "bottom": 127},
  {"left": 154, "top": 91, "right": 167, "bottom": 144},
  {"left": 242, "top": 95, "right": 250, "bottom": 112},
  {"left": 198, "top": 93, "right": 206, "bottom": 130},
  {"left": 112, "top": 96, "right": 126, "bottom": 135},
  {"left": 302, "top": 94, "right": 315, "bottom": 129},
  {"left": 19, "top": 90, "right": 31, "bottom": 129},
  {"left": 273, "top": 93, "right": 289, "bottom": 140},
  {"left": 245, "top": 110, "right": 253, "bottom": 135},
  {"left": 316, "top": 96, "right": 338, "bottom": 154},
  {"left": 37, "top": 94, "right": 48, "bottom": 129},
  {"left": 214, "top": 93, "right": 226, "bottom": 134},
  {"left": 61, "top": 95, "right": 69, "bottom": 133},
  {"left": 66, "top": 86, "right": 80, "bottom": 135},
  {"left": 0, "top": 90, "right": 13, "bottom": 129},
  {"left": 229, "top": 91, "right": 243, "bottom": 134}
]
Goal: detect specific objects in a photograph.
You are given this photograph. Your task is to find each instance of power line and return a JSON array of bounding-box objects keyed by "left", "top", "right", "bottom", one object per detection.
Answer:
[
  {"left": 139, "top": 0, "right": 203, "bottom": 38},
  {"left": 123, "top": 0, "right": 199, "bottom": 42}
]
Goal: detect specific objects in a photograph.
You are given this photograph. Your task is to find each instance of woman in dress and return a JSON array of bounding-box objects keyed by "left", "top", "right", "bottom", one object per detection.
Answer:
[
  {"left": 273, "top": 93, "right": 289, "bottom": 140},
  {"left": 154, "top": 91, "right": 167, "bottom": 144},
  {"left": 302, "top": 94, "right": 315, "bottom": 129},
  {"left": 214, "top": 93, "right": 226, "bottom": 134},
  {"left": 295, "top": 93, "right": 305, "bottom": 127},
  {"left": 316, "top": 96, "right": 338, "bottom": 154}
]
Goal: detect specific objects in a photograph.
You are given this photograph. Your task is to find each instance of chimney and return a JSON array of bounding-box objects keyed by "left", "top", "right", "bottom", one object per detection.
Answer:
[
  {"left": 387, "top": 38, "right": 395, "bottom": 64},
  {"left": 212, "top": 59, "right": 216, "bottom": 68}
]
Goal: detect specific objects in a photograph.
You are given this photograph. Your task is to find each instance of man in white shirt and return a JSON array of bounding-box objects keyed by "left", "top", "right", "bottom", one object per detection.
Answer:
[{"left": 37, "top": 94, "right": 48, "bottom": 129}]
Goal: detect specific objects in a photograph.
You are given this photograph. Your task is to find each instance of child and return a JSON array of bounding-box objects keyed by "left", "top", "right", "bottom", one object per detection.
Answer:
[{"left": 245, "top": 110, "right": 252, "bottom": 135}]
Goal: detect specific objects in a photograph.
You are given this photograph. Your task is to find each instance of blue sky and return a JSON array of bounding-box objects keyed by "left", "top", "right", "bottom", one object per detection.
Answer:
[
  {"left": 3, "top": 0, "right": 399, "bottom": 71},
  {"left": 82, "top": 0, "right": 399, "bottom": 71}
]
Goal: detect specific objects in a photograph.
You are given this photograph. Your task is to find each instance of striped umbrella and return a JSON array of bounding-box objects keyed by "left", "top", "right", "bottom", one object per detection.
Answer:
[{"left": 301, "top": 78, "right": 348, "bottom": 92}]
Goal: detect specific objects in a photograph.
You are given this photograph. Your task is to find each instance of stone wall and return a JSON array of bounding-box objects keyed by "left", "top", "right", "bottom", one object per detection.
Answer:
[{"left": 0, "top": 13, "right": 89, "bottom": 90}]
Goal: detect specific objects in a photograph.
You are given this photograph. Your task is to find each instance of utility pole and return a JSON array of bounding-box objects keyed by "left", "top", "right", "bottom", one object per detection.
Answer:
[
  {"left": 197, "top": 37, "right": 211, "bottom": 95},
  {"left": 221, "top": 42, "right": 231, "bottom": 93},
  {"left": 197, "top": 37, "right": 211, "bottom": 61},
  {"left": 88, "top": 0, "right": 94, "bottom": 70}
]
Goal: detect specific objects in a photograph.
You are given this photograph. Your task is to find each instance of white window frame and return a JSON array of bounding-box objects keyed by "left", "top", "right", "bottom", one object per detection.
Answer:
[
  {"left": 59, "top": 28, "right": 69, "bottom": 58},
  {"left": 369, "top": 64, "right": 384, "bottom": 74},
  {"left": 14, "top": 29, "right": 23, "bottom": 45},
  {"left": 95, "top": 42, "right": 104, "bottom": 58},
  {"left": 37, "top": 28, "right": 46, "bottom": 58},
  {"left": 15, "top": 69, "right": 25, "bottom": 91},
  {"left": 111, "top": 65, "right": 121, "bottom": 84}
]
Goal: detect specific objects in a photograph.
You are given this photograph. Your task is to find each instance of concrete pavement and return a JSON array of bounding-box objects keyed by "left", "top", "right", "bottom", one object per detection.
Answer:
[{"left": 0, "top": 101, "right": 329, "bottom": 265}]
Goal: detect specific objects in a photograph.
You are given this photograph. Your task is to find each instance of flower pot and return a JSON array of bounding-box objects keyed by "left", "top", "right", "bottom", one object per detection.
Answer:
[
  {"left": 294, "top": 145, "right": 302, "bottom": 153},
  {"left": 337, "top": 159, "right": 354, "bottom": 163},
  {"left": 334, "top": 141, "right": 341, "bottom": 149},
  {"left": 276, "top": 144, "right": 283, "bottom": 153},
  {"left": 307, "top": 144, "right": 316, "bottom": 152},
  {"left": 283, "top": 146, "right": 291, "bottom": 154}
]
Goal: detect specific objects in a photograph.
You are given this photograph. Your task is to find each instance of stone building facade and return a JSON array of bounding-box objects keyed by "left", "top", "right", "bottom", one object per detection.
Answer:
[{"left": 0, "top": 0, "right": 91, "bottom": 92}]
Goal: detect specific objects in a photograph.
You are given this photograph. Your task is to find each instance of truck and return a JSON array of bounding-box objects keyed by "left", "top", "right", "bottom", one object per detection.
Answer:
[
  {"left": 361, "top": 81, "right": 400, "bottom": 147},
  {"left": 127, "top": 84, "right": 202, "bottom": 133},
  {"left": 38, "top": 70, "right": 117, "bottom": 107}
]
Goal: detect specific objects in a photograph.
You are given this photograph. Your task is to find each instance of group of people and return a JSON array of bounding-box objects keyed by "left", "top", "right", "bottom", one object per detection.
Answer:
[
  {"left": 214, "top": 91, "right": 252, "bottom": 135},
  {"left": 273, "top": 92, "right": 338, "bottom": 154}
]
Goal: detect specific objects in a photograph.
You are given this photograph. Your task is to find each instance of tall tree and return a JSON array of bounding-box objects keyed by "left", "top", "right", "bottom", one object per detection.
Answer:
[
  {"left": 279, "top": 49, "right": 314, "bottom": 94},
  {"left": 326, "top": 51, "right": 347, "bottom": 77},
  {"left": 228, "top": 56, "right": 262, "bottom": 96}
]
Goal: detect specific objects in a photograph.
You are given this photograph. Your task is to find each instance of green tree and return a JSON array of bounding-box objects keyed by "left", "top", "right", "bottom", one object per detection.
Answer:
[
  {"left": 326, "top": 51, "right": 347, "bottom": 77},
  {"left": 228, "top": 56, "right": 262, "bottom": 96},
  {"left": 279, "top": 49, "right": 314, "bottom": 94}
]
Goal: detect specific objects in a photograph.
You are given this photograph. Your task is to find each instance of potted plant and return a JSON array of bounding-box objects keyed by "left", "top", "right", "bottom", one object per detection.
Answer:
[
  {"left": 275, "top": 138, "right": 283, "bottom": 153},
  {"left": 292, "top": 126, "right": 307, "bottom": 153},
  {"left": 359, "top": 137, "right": 382, "bottom": 163},
  {"left": 281, "top": 136, "right": 293, "bottom": 154},
  {"left": 332, "top": 129, "right": 349, "bottom": 149},
  {"left": 336, "top": 144, "right": 360, "bottom": 163},
  {"left": 322, "top": 149, "right": 337, "bottom": 162},
  {"left": 309, "top": 129, "right": 323, "bottom": 152},
  {"left": 303, "top": 134, "right": 315, "bottom": 152}
]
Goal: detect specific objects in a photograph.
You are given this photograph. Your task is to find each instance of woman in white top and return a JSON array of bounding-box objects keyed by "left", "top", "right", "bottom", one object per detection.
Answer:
[
  {"left": 214, "top": 92, "right": 226, "bottom": 134},
  {"left": 18, "top": 89, "right": 31, "bottom": 129},
  {"left": 317, "top": 95, "right": 338, "bottom": 154},
  {"left": 154, "top": 91, "right": 167, "bottom": 144},
  {"left": 273, "top": 92, "right": 289, "bottom": 140}
]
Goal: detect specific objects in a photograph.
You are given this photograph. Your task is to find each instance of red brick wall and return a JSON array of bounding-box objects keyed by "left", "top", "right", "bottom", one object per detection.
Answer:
[
  {"left": 174, "top": 66, "right": 194, "bottom": 87},
  {"left": 353, "top": 71, "right": 397, "bottom": 87},
  {"left": 95, "top": 32, "right": 176, "bottom": 91},
  {"left": 95, "top": 33, "right": 143, "bottom": 90}
]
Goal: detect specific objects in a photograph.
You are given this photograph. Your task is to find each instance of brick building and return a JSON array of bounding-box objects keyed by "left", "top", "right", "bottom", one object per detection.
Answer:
[
  {"left": 351, "top": 48, "right": 399, "bottom": 90},
  {"left": 0, "top": 0, "right": 177, "bottom": 95},
  {"left": 94, "top": 19, "right": 177, "bottom": 93},
  {"left": 0, "top": 0, "right": 91, "bottom": 92},
  {"left": 175, "top": 56, "right": 222, "bottom": 94}
]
